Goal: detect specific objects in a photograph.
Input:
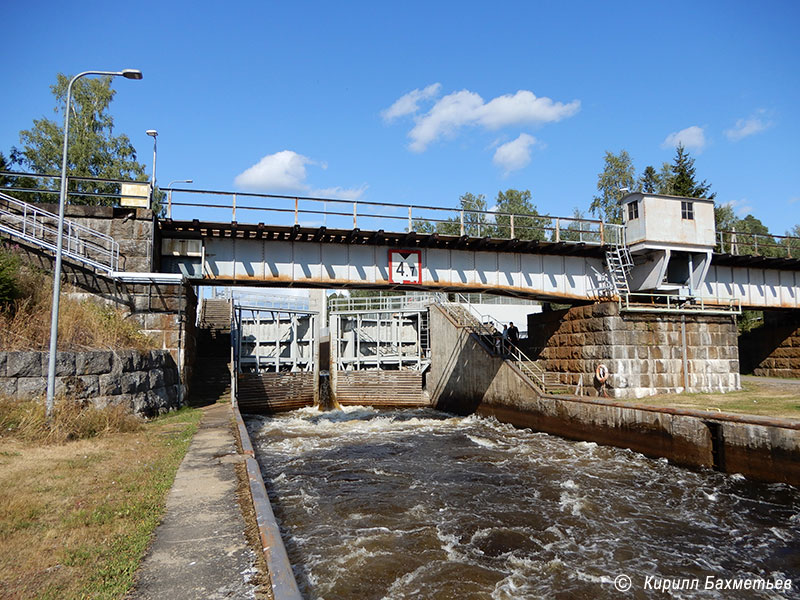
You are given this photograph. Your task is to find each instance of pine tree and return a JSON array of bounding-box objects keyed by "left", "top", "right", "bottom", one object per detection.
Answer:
[{"left": 670, "top": 144, "right": 715, "bottom": 199}]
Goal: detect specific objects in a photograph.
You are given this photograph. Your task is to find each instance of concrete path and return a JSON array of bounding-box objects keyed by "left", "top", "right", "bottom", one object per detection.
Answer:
[{"left": 129, "top": 403, "right": 259, "bottom": 600}]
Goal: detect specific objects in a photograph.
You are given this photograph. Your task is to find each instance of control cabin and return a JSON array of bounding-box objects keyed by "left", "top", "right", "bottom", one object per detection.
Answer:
[{"left": 621, "top": 193, "right": 716, "bottom": 295}]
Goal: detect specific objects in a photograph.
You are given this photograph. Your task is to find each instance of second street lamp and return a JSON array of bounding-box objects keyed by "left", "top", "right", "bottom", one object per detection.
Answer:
[{"left": 146, "top": 129, "right": 158, "bottom": 207}]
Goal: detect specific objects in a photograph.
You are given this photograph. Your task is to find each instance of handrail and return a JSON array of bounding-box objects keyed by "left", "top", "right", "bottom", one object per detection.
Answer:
[
  {"left": 438, "top": 295, "right": 553, "bottom": 394},
  {"left": 619, "top": 292, "right": 742, "bottom": 314},
  {"left": 0, "top": 191, "right": 119, "bottom": 273},
  {"left": 717, "top": 229, "right": 800, "bottom": 259}
]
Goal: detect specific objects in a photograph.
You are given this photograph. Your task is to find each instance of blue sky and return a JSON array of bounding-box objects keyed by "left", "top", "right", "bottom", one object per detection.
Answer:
[{"left": 2, "top": 0, "right": 799, "bottom": 235}]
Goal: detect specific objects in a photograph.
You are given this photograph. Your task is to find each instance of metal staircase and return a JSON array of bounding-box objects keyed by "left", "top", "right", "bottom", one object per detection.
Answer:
[
  {"left": 0, "top": 191, "right": 119, "bottom": 273},
  {"left": 437, "top": 294, "right": 563, "bottom": 396}
]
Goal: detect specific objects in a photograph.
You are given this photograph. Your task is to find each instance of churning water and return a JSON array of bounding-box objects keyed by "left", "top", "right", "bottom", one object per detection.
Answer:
[{"left": 247, "top": 407, "right": 799, "bottom": 599}]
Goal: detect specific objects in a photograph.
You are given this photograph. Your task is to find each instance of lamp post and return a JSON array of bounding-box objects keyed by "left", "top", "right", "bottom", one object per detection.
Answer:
[
  {"left": 45, "top": 69, "right": 143, "bottom": 419},
  {"left": 146, "top": 129, "right": 158, "bottom": 206},
  {"left": 166, "top": 179, "right": 193, "bottom": 219}
]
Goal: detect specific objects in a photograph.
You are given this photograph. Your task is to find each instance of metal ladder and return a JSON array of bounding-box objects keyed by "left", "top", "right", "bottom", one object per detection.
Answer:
[{"left": 605, "top": 241, "right": 633, "bottom": 297}]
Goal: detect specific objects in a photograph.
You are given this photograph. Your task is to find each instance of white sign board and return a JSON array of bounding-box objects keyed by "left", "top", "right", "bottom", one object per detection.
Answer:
[
  {"left": 388, "top": 249, "right": 422, "bottom": 284},
  {"left": 120, "top": 182, "right": 151, "bottom": 208}
]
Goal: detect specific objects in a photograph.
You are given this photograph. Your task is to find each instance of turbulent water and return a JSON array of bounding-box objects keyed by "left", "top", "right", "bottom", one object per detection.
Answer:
[{"left": 247, "top": 407, "right": 800, "bottom": 599}]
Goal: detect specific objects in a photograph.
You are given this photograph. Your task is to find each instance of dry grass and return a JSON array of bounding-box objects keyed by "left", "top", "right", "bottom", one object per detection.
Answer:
[
  {"left": 0, "top": 247, "right": 155, "bottom": 352},
  {"left": 0, "top": 397, "right": 143, "bottom": 444},
  {"left": 0, "top": 406, "right": 201, "bottom": 600},
  {"left": 621, "top": 377, "right": 800, "bottom": 419}
]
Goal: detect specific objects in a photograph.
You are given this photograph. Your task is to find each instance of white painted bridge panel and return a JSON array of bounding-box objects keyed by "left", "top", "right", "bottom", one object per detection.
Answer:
[
  {"left": 203, "top": 238, "right": 607, "bottom": 301},
  {"left": 703, "top": 265, "right": 800, "bottom": 309}
]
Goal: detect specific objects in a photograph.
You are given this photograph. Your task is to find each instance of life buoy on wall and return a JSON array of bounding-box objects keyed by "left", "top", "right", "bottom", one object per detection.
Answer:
[{"left": 595, "top": 363, "right": 610, "bottom": 383}]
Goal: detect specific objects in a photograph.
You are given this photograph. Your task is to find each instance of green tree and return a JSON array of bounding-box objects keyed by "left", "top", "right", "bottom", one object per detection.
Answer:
[
  {"left": 669, "top": 144, "right": 715, "bottom": 199},
  {"left": 436, "top": 192, "right": 492, "bottom": 237},
  {"left": 733, "top": 214, "right": 780, "bottom": 257},
  {"left": 638, "top": 165, "right": 659, "bottom": 193},
  {"left": 494, "top": 189, "right": 550, "bottom": 240},
  {"left": 656, "top": 162, "right": 675, "bottom": 195},
  {"left": 782, "top": 224, "right": 800, "bottom": 258},
  {"left": 11, "top": 73, "right": 148, "bottom": 205},
  {"left": 590, "top": 150, "right": 635, "bottom": 224},
  {"left": 0, "top": 152, "right": 10, "bottom": 187}
]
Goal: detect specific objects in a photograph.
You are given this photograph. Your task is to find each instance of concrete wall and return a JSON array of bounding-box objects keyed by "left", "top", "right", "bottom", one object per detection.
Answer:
[
  {"left": 0, "top": 349, "right": 182, "bottom": 417},
  {"left": 427, "top": 304, "right": 800, "bottom": 486},
  {"left": 739, "top": 311, "right": 800, "bottom": 378},
  {"left": 526, "top": 302, "right": 740, "bottom": 398}
]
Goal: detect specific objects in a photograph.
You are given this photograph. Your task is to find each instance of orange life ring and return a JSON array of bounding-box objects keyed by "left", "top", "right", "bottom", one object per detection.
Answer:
[{"left": 595, "top": 364, "right": 610, "bottom": 382}]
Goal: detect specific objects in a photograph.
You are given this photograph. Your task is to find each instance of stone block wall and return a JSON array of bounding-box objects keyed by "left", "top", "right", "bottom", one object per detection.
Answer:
[
  {"left": 6, "top": 240, "right": 198, "bottom": 390},
  {"left": 527, "top": 302, "right": 740, "bottom": 398},
  {"left": 0, "top": 349, "right": 182, "bottom": 417},
  {"left": 739, "top": 311, "right": 800, "bottom": 378},
  {"left": 38, "top": 203, "right": 156, "bottom": 272}
]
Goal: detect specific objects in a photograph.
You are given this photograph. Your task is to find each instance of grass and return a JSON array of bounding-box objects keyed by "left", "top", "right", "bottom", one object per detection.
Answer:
[
  {"left": 0, "top": 243, "right": 155, "bottom": 352},
  {"left": 0, "top": 403, "right": 202, "bottom": 599},
  {"left": 621, "top": 377, "right": 800, "bottom": 419}
]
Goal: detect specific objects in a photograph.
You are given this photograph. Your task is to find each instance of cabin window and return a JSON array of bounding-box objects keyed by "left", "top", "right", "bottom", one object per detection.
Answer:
[
  {"left": 627, "top": 201, "right": 639, "bottom": 221},
  {"left": 681, "top": 201, "right": 694, "bottom": 220}
]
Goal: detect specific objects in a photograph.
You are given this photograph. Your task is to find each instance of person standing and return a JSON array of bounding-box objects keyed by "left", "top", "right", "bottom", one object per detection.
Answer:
[{"left": 507, "top": 321, "right": 519, "bottom": 351}]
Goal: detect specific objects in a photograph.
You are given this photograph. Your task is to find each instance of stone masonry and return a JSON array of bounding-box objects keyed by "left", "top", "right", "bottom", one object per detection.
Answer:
[
  {"left": 0, "top": 349, "right": 182, "bottom": 417},
  {"left": 739, "top": 311, "right": 800, "bottom": 378},
  {"left": 526, "top": 302, "right": 740, "bottom": 398}
]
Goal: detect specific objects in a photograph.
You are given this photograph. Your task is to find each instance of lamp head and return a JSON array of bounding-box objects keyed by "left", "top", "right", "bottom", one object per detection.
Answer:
[
  {"left": 146, "top": 129, "right": 158, "bottom": 137},
  {"left": 121, "top": 69, "right": 143, "bottom": 80}
]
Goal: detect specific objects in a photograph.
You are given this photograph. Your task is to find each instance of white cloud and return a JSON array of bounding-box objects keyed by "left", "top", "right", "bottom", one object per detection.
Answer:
[
  {"left": 661, "top": 125, "right": 706, "bottom": 152},
  {"left": 313, "top": 185, "right": 368, "bottom": 201},
  {"left": 234, "top": 150, "right": 366, "bottom": 200},
  {"left": 724, "top": 111, "right": 772, "bottom": 141},
  {"left": 492, "top": 133, "right": 538, "bottom": 174},
  {"left": 788, "top": 197, "right": 799, "bottom": 205},
  {"left": 381, "top": 83, "right": 441, "bottom": 122},
  {"left": 382, "top": 86, "right": 580, "bottom": 152},
  {"left": 725, "top": 198, "right": 753, "bottom": 217},
  {"left": 234, "top": 150, "right": 314, "bottom": 192}
]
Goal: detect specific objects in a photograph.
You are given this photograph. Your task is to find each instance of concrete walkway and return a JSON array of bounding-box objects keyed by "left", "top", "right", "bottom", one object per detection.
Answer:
[{"left": 129, "top": 403, "right": 259, "bottom": 600}]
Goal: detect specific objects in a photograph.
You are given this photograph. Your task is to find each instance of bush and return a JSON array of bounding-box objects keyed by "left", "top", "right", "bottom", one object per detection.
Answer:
[{"left": 0, "top": 244, "right": 22, "bottom": 305}]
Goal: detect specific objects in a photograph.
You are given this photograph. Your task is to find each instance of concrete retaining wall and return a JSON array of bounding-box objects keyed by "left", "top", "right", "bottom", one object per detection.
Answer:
[
  {"left": 526, "top": 302, "right": 740, "bottom": 398},
  {"left": 427, "top": 304, "right": 800, "bottom": 486},
  {"left": 0, "top": 349, "right": 182, "bottom": 417}
]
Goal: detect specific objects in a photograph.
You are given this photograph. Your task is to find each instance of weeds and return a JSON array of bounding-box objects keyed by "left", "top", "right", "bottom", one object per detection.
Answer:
[
  {"left": 0, "top": 248, "right": 155, "bottom": 351},
  {"left": 0, "top": 397, "right": 143, "bottom": 444}
]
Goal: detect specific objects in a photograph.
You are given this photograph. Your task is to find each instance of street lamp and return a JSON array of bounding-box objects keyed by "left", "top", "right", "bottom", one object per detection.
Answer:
[
  {"left": 45, "top": 69, "right": 143, "bottom": 418},
  {"left": 146, "top": 129, "right": 158, "bottom": 202},
  {"left": 167, "top": 179, "right": 193, "bottom": 219}
]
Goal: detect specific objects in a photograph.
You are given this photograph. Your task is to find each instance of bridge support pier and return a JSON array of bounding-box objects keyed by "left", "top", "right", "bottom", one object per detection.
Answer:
[
  {"left": 526, "top": 302, "right": 740, "bottom": 398},
  {"left": 739, "top": 311, "right": 800, "bottom": 378}
]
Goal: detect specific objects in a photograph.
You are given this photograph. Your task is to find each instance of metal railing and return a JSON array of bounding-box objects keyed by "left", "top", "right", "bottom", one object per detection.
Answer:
[
  {"left": 329, "top": 293, "right": 442, "bottom": 313},
  {"left": 438, "top": 293, "right": 554, "bottom": 394},
  {"left": 619, "top": 292, "right": 742, "bottom": 314},
  {"left": 162, "top": 186, "right": 625, "bottom": 245},
  {"left": 0, "top": 191, "right": 119, "bottom": 273},
  {"left": 717, "top": 230, "right": 800, "bottom": 259}
]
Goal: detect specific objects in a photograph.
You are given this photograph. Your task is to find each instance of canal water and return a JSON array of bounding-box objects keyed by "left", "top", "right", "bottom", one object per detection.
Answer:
[{"left": 247, "top": 406, "right": 799, "bottom": 599}]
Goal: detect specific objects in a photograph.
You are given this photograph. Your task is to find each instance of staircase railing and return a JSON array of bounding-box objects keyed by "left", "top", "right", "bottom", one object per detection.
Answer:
[
  {"left": 0, "top": 191, "right": 119, "bottom": 273},
  {"left": 437, "top": 293, "right": 556, "bottom": 395}
]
